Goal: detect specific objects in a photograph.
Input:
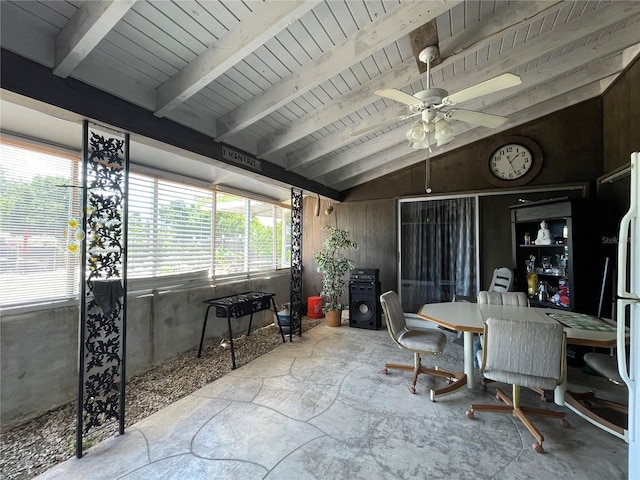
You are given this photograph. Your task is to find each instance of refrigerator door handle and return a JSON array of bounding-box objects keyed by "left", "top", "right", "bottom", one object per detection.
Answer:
[
  {"left": 616, "top": 298, "right": 636, "bottom": 388},
  {"left": 617, "top": 152, "right": 639, "bottom": 300}
]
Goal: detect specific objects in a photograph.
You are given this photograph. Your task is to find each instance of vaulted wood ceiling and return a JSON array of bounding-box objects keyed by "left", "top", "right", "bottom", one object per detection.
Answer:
[{"left": 1, "top": 1, "right": 639, "bottom": 202}]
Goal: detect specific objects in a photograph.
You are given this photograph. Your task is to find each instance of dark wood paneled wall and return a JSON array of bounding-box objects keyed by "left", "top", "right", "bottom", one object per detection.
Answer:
[
  {"left": 302, "top": 198, "right": 396, "bottom": 306},
  {"left": 603, "top": 55, "right": 640, "bottom": 173},
  {"left": 302, "top": 54, "right": 639, "bottom": 312}
]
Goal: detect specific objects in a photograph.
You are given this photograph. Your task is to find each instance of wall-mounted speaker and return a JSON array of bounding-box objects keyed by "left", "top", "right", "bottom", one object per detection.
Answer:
[{"left": 349, "top": 279, "right": 381, "bottom": 330}]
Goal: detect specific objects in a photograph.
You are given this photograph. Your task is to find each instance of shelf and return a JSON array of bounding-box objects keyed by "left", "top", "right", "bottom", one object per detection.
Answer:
[
  {"left": 518, "top": 244, "right": 567, "bottom": 248},
  {"left": 530, "top": 272, "right": 567, "bottom": 278},
  {"left": 529, "top": 298, "right": 571, "bottom": 310}
]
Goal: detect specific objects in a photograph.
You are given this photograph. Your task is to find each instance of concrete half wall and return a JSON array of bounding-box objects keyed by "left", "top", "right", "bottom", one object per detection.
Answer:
[{"left": 1, "top": 272, "right": 291, "bottom": 425}]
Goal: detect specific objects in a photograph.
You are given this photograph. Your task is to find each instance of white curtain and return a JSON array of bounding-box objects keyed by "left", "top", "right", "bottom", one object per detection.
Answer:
[{"left": 400, "top": 197, "right": 477, "bottom": 312}]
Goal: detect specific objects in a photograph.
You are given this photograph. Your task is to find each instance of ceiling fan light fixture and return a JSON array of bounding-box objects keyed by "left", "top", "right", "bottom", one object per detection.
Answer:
[
  {"left": 410, "top": 139, "right": 430, "bottom": 150},
  {"left": 434, "top": 118, "right": 454, "bottom": 146},
  {"left": 406, "top": 121, "right": 427, "bottom": 143}
]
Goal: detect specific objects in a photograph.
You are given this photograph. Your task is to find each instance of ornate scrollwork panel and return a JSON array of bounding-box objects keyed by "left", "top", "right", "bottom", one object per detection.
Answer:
[
  {"left": 77, "top": 122, "right": 129, "bottom": 457},
  {"left": 290, "top": 188, "right": 303, "bottom": 336}
]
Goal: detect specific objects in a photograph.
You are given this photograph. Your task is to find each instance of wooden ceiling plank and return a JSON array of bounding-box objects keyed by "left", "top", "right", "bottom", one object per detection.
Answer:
[
  {"left": 440, "top": 2, "right": 561, "bottom": 58},
  {"left": 53, "top": 0, "right": 136, "bottom": 77},
  {"left": 429, "top": 6, "right": 640, "bottom": 105},
  {"left": 258, "top": 58, "right": 418, "bottom": 157},
  {"left": 215, "top": 0, "right": 462, "bottom": 141},
  {"left": 154, "top": 1, "right": 320, "bottom": 118}
]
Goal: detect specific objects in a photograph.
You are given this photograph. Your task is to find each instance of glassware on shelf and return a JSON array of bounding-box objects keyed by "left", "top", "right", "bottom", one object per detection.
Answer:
[{"left": 537, "top": 281, "right": 549, "bottom": 301}]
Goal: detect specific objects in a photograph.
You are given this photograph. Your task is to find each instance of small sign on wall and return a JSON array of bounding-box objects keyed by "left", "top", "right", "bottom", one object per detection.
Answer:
[{"left": 222, "top": 146, "right": 261, "bottom": 171}]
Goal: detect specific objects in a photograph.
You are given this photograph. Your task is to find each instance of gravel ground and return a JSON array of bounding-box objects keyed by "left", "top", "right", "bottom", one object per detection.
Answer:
[{"left": 0, "top": 318, "right": 324, "bottom": 480}]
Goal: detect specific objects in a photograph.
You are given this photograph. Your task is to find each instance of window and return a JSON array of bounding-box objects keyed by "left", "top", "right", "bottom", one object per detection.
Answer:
[
  {"left": 0, "top": 139, "right": 291, "bottom": 308},
  {"left": 0, "top": 138, "right": 81, "bottom": 307},
  {"left": 128, "top": 174, "right": 213, "bottom": 279},
  {"left": 214, "top": 193, "right": 290, "bottom": 277}
]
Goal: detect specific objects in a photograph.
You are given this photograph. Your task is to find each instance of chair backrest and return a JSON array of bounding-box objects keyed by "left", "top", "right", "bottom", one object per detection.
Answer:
[
  {"left": 477, "top": 291, "right": 528, "bottom": 306},
  {"left": 380, "top": 291, "right": 407, "bottom": 343},
  {"left": 488, "top": 267, "right": 513, "bottom": 292},
  {"left": 482, "top": 317, "right": 565, "bottom": 389}
]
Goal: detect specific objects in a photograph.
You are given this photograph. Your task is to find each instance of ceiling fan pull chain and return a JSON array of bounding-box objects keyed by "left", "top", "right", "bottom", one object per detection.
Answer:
[{"left": 425, "top": 155, "right": 432, "bottom": 194}]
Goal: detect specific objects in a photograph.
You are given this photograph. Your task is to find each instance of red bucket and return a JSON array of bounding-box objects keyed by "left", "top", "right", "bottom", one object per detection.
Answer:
[{"left": 307, "top": 296, "right": 323, "bottom": 318}]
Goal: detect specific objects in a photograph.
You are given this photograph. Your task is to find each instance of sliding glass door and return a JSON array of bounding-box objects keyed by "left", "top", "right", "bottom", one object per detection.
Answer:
[{"left": 399, "top": 196, "right": 479, "bottom": 313}]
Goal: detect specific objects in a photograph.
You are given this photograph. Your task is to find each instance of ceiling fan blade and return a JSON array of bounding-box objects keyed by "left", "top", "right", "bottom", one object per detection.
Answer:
[
  {"left": 447, "top": 109, "right": 508, "bottom": 128},
  {"left": 375, "top": 88, "right": 420, "bottom": 106},
  {"left": 443, "top": 73, "right": 521, "bottom": 105},
  {"left": 350, "top": 113, "right": 419, "bottom": 137}
]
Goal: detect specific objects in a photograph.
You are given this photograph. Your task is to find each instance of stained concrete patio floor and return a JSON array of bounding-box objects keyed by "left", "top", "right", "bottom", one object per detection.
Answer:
[{"left": 35, "top": 319, "right": 628, "bottom": 479}]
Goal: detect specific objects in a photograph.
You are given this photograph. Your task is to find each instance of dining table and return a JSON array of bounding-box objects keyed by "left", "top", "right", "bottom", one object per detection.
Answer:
[{"left": 416, "top": 301, "right": 622, "bottom": 406}]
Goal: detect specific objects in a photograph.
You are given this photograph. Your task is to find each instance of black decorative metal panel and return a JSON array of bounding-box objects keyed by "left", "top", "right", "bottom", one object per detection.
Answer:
[
  {"left": 77, "top": 122, "right": 129, "bottom": 458},
  {"left": 290, "top": 188, "right": 303, "bottom": 337}
]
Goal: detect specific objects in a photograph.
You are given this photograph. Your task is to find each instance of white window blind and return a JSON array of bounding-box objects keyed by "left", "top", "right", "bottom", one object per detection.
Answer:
[
  {"left": 0, "top": 139, "right": 81, "bottom": 307},
  {"left": 249, "top": 200, "right": 276, "bottom": 272},
  {"left": 214, "top": 193, "right": 247, "bottom": 276},
  {"left": 279, "top": 207, "right": 291, "bottom": 268},
  {"left": 128, "top": 173, "right": 213, "bottom": 278}
]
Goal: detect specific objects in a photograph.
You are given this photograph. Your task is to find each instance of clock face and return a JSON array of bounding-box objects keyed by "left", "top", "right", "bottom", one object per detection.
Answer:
[{"left": 490, "top": 143, "right": 533, "bottom": 180}]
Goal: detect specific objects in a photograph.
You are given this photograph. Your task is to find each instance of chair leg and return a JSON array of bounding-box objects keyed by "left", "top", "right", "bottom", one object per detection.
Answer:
[
  {"left": 466, "top": 385, "right": 567, "bottom": 453},
  {"left": 411, "top": 352, "right": 421, "bottom": 393},
  {"left": 530, "top": 387, "right": 548, "bottom": 402},
  {"left": 383, "top": 353, "right": 466, "bottom": 399}
]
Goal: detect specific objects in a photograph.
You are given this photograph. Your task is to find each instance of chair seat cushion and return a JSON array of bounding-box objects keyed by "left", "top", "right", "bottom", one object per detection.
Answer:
[
  {"left": 484, "top": 368, "right": 558, "bottom": 390},
  {"left": 398, "top": 329, "right": 447, "bottom": 353},
  {"left": 584, "top": 352, "right": 624, "bottom": 384}
]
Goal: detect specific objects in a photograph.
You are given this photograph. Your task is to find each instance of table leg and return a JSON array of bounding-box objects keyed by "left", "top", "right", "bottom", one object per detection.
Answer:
[
  {"left": 463, "top": 331, "right": 475, "bottom": 388},
  {"left": 197, "top": 305, "right": 214, "bottom": 358},
  {"left": 554, "top": 374, "right": 567, "bottom": 406},
  {"left": 247, "top": 312, "right": 254, "bottom": 336},
  {"left": 271, "top": 298, "right": 286, "bottom": 343},
  {"left": 227, "top": 312, "right": 236, "bottom": 369}
]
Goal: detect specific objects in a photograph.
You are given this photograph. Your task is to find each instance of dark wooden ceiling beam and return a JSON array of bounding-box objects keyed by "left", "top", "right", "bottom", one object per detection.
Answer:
[{"left": 409, "top": 20, "right": 441, "bottom": 74}]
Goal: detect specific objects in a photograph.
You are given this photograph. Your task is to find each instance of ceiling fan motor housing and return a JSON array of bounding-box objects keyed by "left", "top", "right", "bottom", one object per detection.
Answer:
[{"left": 411, "top": 88, "right": 448, "bottom": 111}]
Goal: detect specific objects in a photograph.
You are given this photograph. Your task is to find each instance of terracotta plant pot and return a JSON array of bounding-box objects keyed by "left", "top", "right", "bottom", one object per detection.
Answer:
[{"left": 325, "top": 309, "right": 342, "bottom": 327}]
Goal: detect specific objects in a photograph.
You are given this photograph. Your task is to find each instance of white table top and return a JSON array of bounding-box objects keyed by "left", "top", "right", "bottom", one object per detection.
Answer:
[{"left": 417, "top": 302, "right": 620, "bottom": 348}]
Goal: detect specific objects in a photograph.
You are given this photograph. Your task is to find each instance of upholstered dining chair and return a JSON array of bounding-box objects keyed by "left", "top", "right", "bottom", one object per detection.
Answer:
[
  {"left": 488, "top": 266, "right": 513, "bottom": 292},
  {"left": 475, "top": 291, "right": 529, "bottom": 371},
  {"left": 380, "top": 291, "right": 466, "bottom": 401},
  {"left": 465, "top": 316, "right": 570, "bottom": 453},
  {"left": 477, "top": 290, "right": 527, "bottom": 306},
  {"left": 450, "top": 267, "right": 514, "bottom": 305}
]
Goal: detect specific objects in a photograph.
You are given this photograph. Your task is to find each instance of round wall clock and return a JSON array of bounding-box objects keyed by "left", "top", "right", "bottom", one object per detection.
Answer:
[{"left": 483, "top": 136, "right": 543, "bottom": 187}]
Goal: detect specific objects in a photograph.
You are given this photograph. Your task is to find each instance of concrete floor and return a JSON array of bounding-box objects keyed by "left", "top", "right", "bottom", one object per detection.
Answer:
[{"left": 35, "top": 319, "right": 628, "bottom": 479}]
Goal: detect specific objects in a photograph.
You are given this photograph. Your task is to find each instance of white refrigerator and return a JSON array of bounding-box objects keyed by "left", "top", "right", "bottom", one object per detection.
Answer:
[{"left": 617, "top": 151, "right": 640, "bottom": 476}]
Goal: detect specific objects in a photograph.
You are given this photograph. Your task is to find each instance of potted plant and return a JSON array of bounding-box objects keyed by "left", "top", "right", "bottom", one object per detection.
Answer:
[{"left": 313, "top": 225, "right": 358, "bottom": 327}]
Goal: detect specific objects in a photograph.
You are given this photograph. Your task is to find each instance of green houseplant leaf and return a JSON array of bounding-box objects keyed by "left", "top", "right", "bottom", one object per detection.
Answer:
[{"left": 313, "top": 225, "right": 358, "bottom": 312}]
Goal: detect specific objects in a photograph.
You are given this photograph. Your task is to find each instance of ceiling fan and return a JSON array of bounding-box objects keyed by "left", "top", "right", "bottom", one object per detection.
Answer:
[{"left": 354, "top": 46, "right": 522, "bottom": 149}]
